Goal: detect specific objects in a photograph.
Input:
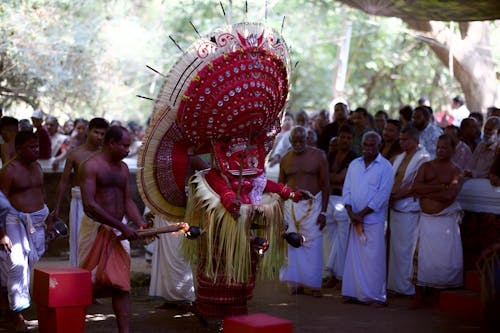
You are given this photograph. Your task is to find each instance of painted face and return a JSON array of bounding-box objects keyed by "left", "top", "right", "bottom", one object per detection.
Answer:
[{"left": 214, "top": 138, "right": 265, "bottom": 176}]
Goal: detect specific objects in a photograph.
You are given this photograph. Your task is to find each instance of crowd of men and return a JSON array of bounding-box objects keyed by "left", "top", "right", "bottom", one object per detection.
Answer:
[
  {"left": 269, "top": 98, "right": 500, "bottom": 308},
  {"left": 0, "top": 98, "right": 498, "bottom": 331}
]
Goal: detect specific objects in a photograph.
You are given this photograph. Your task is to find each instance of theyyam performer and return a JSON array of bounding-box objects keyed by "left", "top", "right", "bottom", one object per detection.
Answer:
[{"left": 137, "top": 19, "right": 309, "bottom": 321}]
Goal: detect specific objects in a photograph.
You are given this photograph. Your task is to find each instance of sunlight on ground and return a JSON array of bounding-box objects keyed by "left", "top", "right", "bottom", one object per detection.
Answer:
[{"left": 85, "top": 313, "right": 116, "bottom": 322}]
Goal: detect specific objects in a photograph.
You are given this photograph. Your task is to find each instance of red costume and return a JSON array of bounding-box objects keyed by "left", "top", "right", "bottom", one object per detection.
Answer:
[{"left": 137, "top": 22, "right": 297, "bottom": 320}]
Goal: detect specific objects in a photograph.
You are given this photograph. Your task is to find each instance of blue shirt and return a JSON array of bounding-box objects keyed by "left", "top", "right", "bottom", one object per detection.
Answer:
[{"left": 343, "top": 153, "right": 394, "bottom": 224}]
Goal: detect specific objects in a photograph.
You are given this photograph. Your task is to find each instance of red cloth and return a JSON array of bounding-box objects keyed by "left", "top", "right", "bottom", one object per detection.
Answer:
[
  {"left": 35, "top": 125, "right": 52, "bottom": 159},
  {"left": 80, "top": 225, "right": 131, "bottom": 292}
]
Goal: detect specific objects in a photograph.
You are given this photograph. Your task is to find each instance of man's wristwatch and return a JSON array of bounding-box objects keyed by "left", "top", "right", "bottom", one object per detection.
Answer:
[{"left": 319, "top": 211, "right": 327, "bottom": 217}]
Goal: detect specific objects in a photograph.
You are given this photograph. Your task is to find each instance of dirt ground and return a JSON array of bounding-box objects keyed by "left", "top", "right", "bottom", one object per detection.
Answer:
[{"left": 0, "top": 256, "right": 485, "bottom": 333}]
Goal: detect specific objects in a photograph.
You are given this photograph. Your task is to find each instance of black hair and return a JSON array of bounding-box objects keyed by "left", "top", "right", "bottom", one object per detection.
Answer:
[
  {"left": 88, "top": 117, "right": 109, "bottom": 131},
  {"left": 375, "top": 110, "right": 388, "bottom": 119},
  {"left": 338, "top": 124, "right": 355, "bottom": 137},
  {"left": 15, "top": 130, "right": 38, "bottom": 147},
  {"left": 401, "top": 126, "right": 420, "bottom": 142},
  {"left": 104, "top": 125, "right": 128, "bottom": 145},
  {"left": 0, "top": 116, "right": 19, "bottom": 129},
  {"left": 398, "top": 105, "right": 413, "bottom": 122},
  {"left": 386, "top": 119, "right": 401, "bottom": 131}
]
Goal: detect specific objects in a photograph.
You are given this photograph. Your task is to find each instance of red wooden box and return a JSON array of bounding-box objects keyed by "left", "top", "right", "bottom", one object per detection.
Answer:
[
  {"left": 224, "top": 313, "right": 293, "bottom": 333},
  {"left": 33, "top": 267, "right": 92, "bottom": 333}
]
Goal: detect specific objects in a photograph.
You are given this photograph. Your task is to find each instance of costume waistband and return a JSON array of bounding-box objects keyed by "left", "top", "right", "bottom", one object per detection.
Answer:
[{"left": 6, "top": 205, "right": 49, "bottom": 233}]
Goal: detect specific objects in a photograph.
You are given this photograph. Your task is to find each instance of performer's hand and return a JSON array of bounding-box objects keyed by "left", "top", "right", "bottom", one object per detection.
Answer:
[
  {"left": 121, "top": 225, "right": 139, "bottom": 241},
  {"left": 0, "top": 234, "right": 12, "bottom": 252},
  {"left": 290, "top": 190, "right": 313, "bottom": 202},
  {"left": 316, "top": 214, "right": 326, "bottom": 231},
  {"left": 221, "top": 191, "right": 241, "bottom": 218}
]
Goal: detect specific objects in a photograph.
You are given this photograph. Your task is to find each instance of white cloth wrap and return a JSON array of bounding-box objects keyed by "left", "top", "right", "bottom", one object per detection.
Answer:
[
  {"left": 416, "top": 202, "right": 463, "bottom": 289},
  {"left": 324, "top": 195, "right": 349, "bottom": 280},
  {"left": 0, "top": 205, "right": 48, "bottom": 311},
  {"left": 280, "top": 192, "right": 323, "bottom": 289},
  {"left": 69, "top": 186, "right": 84, "bottom": 266},
  {"left": 341, "top": 221, "right": 387, "bottom": 303},
  {"left": 148, "top": 216, "right": 195, "bottom": 302}
]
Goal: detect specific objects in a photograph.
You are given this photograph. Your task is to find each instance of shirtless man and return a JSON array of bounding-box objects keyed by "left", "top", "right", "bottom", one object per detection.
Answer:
[
  {"left": 279, "top": 126, "right": 329, "bottom": 297},
  {"left": 323, "top": 125, "right": 357, "bottom": 285},
  {"left": 0, "top": 131, "right": 51, "bottom": 332},
  {"left": 77, "top": 126, "right": 154, "bottom": 333},
  {"left": 411, "top": 134, "right": 464, "bottom": 307},
  {"left": 52, "top": 117, "right": 109, "bottom": 266},
  {"left": 0, "top": 116, "right": 19, "bottom": 164}
]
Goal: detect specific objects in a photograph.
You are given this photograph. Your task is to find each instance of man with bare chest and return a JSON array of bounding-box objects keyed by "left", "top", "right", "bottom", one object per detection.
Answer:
[
  {"left": 77, "top": 126, "right": 151, "bottom": 333},
  {"left": 387, "top": 127, "right": 429, "bottom": 296},
  {"left": 52, "top": 118, "right": 109, "bottom": 266},
  {"left": 279, "top": 126, "right": 329, "bottom": 297},
  {"left": 324, "top": 125, "right": 357, "bottom": 285},
  {"left": 0, "top": 131, "right": 51, "bottom": 332},
  {"left": 411, "top": 134, "right": 464, "bottom": 306}
]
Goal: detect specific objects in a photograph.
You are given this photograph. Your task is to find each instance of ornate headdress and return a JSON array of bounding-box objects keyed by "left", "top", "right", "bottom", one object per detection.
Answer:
[{"left": 137, "top": 22, "right": 291, "bottom": 221}]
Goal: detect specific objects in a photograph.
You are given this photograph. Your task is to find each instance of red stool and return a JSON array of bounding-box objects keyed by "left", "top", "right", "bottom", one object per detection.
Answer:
[
  {"left": 224, "top": 313, "right": 293, "bottom": 333},
  {"left": 33, "top": 267, "right": 92, "bottom": 333}
]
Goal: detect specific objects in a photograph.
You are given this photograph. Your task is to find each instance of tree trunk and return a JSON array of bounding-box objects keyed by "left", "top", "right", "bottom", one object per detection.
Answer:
[{"left": 404, "top": 20, "right": 499, "bottom": 113}]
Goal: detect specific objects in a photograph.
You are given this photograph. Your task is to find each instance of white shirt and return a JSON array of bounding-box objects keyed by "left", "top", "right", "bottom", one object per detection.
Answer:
[
  {"left": 451, "top": 105, "right": 470, "bottom": 127},
  {"left": 343, "top": 153, "right": 394, "bottom": 224}
]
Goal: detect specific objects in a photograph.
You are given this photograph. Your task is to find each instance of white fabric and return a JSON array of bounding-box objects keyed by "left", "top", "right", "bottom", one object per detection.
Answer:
[
  {"left": 416, "top": 202, "right": 463, "bottom": 289},
  {"left": 324, "top": 195, "right": 349, "bottom": 280},
  {"left": 387, "top": 146, "right": 429, "bottom": 295},
  {"left": 271, "top": 130, "right": 292, "bottom": 161},
  {"left": 451, "top": 105, "right": 470, "bottom": 127},
  {"left": 69, "top": 186, "right": 83, "bottom": 267},
  {"left": 0, "top": 206, "right": 48, "bottom": 311},
  {"left": 387, "top": 210, "right": 419, "bottom": 295},
  {"left": 280, "top": 192, "right": 323, "bottom": 289},
  {"left": 148, "top": 216, "right": 195, "bottom": 302},
  {"left": 50, "top": 133, "right": 68, "bottom": 158},
  {"left": 341, "top": 221, "right": 386, "bottom": 303},
  {"left": 343, "top": 153, "right": 394, "bottom": 224},
  {"left": 457, "top": 178, "right": 500, "bottom": 214},
  {"left": 390, "top": 146, "right": 430, "bottom": 212}
]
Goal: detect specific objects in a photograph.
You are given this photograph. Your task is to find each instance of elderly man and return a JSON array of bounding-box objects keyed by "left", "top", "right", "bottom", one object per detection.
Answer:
[
  {"left": 411, "top": 134, "right": 464, "bottom": 307},
  {"left": 279, "top": 126, "right": 329, "bottom": 297},
  {"left": 387, "top": 127, "right": 430, "bottom": 295},
  {"left": 465, "top": 116, "right": 499, "bottom": 178},
  {"left": 341, "top": 131, "right": 394, "bottom": 305}
]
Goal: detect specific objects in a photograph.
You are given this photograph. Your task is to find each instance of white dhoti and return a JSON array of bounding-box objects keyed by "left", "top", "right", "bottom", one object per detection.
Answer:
[
  {"left": 416, "top": 202, "right": 463, "bottom": 288},
  {"left": 324, "top": 195, "right": 349, "bottom": 280},
  {"left": 69, "top": 186, "right": 83, "bottom": 267},
  {"left": 149, "top": 216, "right": 195, "bottom": 302},
  {"left": 341, "top": 221, "right": 386, "bottom": 303},
  {"left": 280, "top": 193, "right": 323, "bottom": 289},
  {"left": 387, "top": 209, "right": 419, "bottom": 295},
  {"left": 0, "top": 206, "right": 48, "bottom": 311}
]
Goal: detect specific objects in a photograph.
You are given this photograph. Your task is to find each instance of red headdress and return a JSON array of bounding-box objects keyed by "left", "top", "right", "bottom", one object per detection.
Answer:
[{"left": 137, "top": 22, "right": 291, "bottom": 221}]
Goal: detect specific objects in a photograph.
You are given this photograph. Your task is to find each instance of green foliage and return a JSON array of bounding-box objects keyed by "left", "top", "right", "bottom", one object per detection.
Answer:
[{"left": 0, "top": 0, "right": 496, "bottom": 123}]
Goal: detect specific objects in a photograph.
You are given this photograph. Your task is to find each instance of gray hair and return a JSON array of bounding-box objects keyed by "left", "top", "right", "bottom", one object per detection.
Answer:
[{"left": 362, "top": 130, "right": 382, "bottom": 145}]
